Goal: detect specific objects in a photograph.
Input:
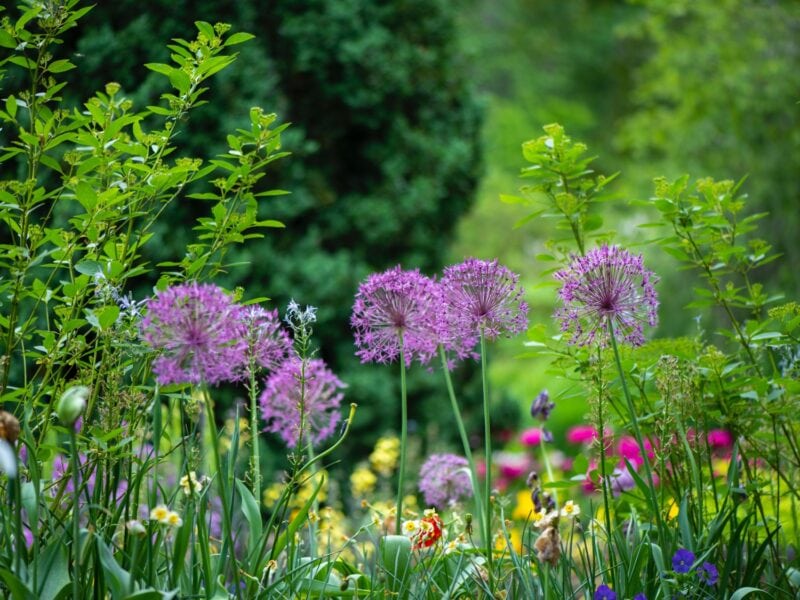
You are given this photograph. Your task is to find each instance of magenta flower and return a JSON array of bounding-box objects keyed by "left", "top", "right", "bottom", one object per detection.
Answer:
[
  {"left": 141, "top": 283, "right": 247, "bottom": 385},
  {"left": 418, "top": 453, "right": 473, "bottom": 509},
  {"left": 260, "top": 358, "right": 345, "bottom": 448},
  {"left": 351, "top": 266, "right": 440, "bottom": 366},
  {"left": 618, "top": 436, "right": 654, "bottom": 468},
  {"left": 439, "top": 258, "right": 528, "bottom": 345},
  {"left": 707, "top": 429, "right": 733, "bottom": 449},
  {"left": 238, "top": 306, "right": 294, "bottom": 373},
  {"left": 554, "top": 245, "right": 659, "bottom": 347},
  {"left": 520, "top": 428, "right": 543, "bottom": 447},
  {"left": 567, "top": 424, "right": 599, "bottom": 445}
]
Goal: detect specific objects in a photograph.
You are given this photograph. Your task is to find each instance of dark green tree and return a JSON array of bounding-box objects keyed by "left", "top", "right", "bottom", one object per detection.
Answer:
[{"left": 59, "top": 0, "right": 483, "bottom": 466}]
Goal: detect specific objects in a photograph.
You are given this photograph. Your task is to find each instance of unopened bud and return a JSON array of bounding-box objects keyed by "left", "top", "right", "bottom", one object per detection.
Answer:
[{"left": 57, "top": 385, "right": 89, "bottom": 427}]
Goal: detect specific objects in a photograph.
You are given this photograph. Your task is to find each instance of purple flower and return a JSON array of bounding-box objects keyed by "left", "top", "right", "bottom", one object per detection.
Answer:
[
  {"left": 439, "top": 258, "right": 528, "bottom": 346},
  {"left": 260, "top": 358, "right": 345, "bottom": 448},
  {"left": 418, "top": 453, "right": 473, "bottom": 509},
  {"left": 594, "top": 584, "right": 617, "bottom": 600},
  {"left": 239, "top": 306, "right": 294, "bottom": 374},
  {"left": 672, "top": 548, "right": 695, "bottom": 574},
  {"left": 633, "top": 594, "right": 647, "bottom": 600},
  {"left": 609, "top": 466, "right": 636, "bottom": 497},
  {"left": 698, "top": 561, "right": 719, "bottom": 586},
  {"left": 554, "top": 245, "right": 658, "bottom": 347},
  {"left": 530, "top": 389, "right": 554, "bottom": 421},
  {"left": 140, "top": 283, "right": 248, "bottom": 385},
  {"left": 351, "top": 266, "right": 440, "bottom": 366}
]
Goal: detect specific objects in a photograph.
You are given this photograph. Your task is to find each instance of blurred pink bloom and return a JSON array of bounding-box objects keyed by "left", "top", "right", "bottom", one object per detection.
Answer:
[
  {"left": 520, "top": 428, "right": 543, "bottom": 447},
  {"left": 567, "top": 425, "right": 598, "bottom": 445},
  {"left": 494, "top": 451, "right": 531, "bottom": 479},
  {"left": 618, "top": 436, "right": 654, "bottom": 468},
  {"left": 707, "top": 429, "right": 733, "bottom": 448}
]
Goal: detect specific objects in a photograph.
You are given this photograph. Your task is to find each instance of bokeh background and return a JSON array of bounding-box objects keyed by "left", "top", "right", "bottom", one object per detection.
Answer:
[{"left": 52, "top": 0, "right": 800, "bottom": 481}]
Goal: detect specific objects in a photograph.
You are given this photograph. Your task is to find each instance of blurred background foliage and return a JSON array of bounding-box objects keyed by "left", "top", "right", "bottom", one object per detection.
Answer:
[{"left": 48, "top": 0, "right": 799, "bottom": 477}]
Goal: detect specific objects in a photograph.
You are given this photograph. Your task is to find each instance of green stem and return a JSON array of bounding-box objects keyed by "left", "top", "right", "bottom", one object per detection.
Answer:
[
  {"left": 596, "top": 377, "right": 615, "bottom": 590},
  {"left": 69, "top": 428, "right": 81, "bottom": 600},
  {"left": 395, "top": 338, "right": 408, "bottom": 535},
  {"left": 607, "top": 322, "right": 665, "bottom": 546},
  {"left": 248, "top": 362, "right": 261, "bottom": 500},
  {"left": 479, "top": 330, "right": 494, "bottom": 588},
  {"left": 438, "top": 346, "right": 484, "bottom": 538}
]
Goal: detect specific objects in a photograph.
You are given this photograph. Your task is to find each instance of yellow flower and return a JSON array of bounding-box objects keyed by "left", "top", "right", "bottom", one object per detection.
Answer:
[
  {"left": 370, "top": 436, "right": 400, "bottom": 476},
  {"left": 263, "top": 482, "right": 285, "bottom": 508},
  {"left": 166, "top": 511, "right": 183, "bottom": 528},
  {"left": 149, "top": 504, "right": 170, "bottom": 523},
  {"left": 402, "top": 520, "right": 420, "bottom": 535},
  {"left": 560, "top": 500, "right": 580, "bottom": 519},
  {"left": 512, "top": 490, "right": 534, "bottom": 521},
  {"left": 180, "top": 471, "right": 205, "bottom": 496},
  {"left": 350, "top": 466, "right": 377, "bottom": 497},
  {"left": 666, "top": 499, "right": 679, "bottom": 521}
]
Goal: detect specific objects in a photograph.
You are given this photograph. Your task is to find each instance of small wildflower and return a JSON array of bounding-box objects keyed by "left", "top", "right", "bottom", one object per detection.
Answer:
[
  {"left": 566, "top": 424, "right": 598, "bottom": 445},
  {"left": 698, "top": 561, "right": 719, "bottom": 586},
  {"left": 402, "top": 520, "right": 420, "bottom": 535},
  {"left": 369, "top": 436, "right": 400, "bottom": 476},
  {"left": 418, "top": 453, "right": 472, "bottom": 509},
  {"left": 593, "top": 584, "right": 617, "bottom": 600},
  {"left": 180, "top": 471, "right": 205, "bottom": 495},
  {"left": 350, "top": 466, "right": 377, "bottom": 497},
  {"left": 560, "top": 500, "right": 580, "bottom": 519},
  {"left": 519, "top": 427, "right": 543, "bottom": 447},
  {"left": 410, "top": 511, "right": 444, "bottom": 550},
  {"left": 166, "top": 511, "right": 183, "bottom": 528},
  {"left": 530, "top": 390, "right": 554, "bottom": 421},
  {"left": 672, "top": 548, "right": 695, "bottom": 574},
  {"left": 149, "top": 505, "right": 170, "bottom": 524},
  {"left": 554, "top": 245, "right": 659, "bottom": 347}
]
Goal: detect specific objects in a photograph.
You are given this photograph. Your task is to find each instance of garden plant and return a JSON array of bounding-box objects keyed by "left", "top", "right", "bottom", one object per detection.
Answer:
[{"left": 0, "top": 2, "right": 798, "bottom": 599}]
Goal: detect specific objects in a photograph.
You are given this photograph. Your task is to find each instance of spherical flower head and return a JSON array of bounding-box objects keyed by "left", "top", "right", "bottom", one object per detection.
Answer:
[
  {"left": 594, "top": 584, "right": 617, "bottom": 600},
  {"left": 698, "top": 561, "right": 719, "bottom": 586},
  {"left": 140, "top": 282, "right": 248, "bottom": 386},
  {"left": 672, "top": 548, "right": 695, "bottom": 574},
  {"left": 554, "top": 245, "right": 659, "bottom": 347},
  {"left": 439, "top": 258, "right": 528, "bottom": 345},
  {"left": 239, "top": 306, "right": 294, "bottom": 373},
  {"left": 418, "top": 453, "right": 472, "bottom": 509},
  {"left": 260, "top": 358, "right": 345, "bottom": 448},
  {"left": 351, "top": 266, "right": 440, "bottom": 366}
]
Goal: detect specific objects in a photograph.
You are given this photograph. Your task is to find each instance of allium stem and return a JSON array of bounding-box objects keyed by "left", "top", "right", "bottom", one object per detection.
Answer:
[
  {"left": 395, "top": 336, "right": 408, "bottom": 535},
  {"left": 594, "top": 355, "right": 615, "bottom": 590},
  {"left": 248, "top": 361, "right": 261, "bottom": 500},
  {"left": 438, "top": 346, "right": 484, "bottom": 536},
  {"left": 480, "top": 330, "right": 494, "bottom": 587},
  {"left": 607, "top": 321, "right": 665, "bottom": 546}
]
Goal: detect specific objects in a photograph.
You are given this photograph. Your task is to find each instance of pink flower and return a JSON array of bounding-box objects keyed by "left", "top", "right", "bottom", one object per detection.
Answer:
[
  {"left": 494, "top": 451, "right": 530, "bottom": 479},
  {"left": 520, "top": 428, "right": 543, "bottom": 447},
  {"left": 618, "top": 436, "right": 654, "bottom": 468},
  {"left": 567, "top": 425, "right": 598, "bottom": 445},
  {"left": 707, "top": 429, "right": 733, "bottom": 449}
]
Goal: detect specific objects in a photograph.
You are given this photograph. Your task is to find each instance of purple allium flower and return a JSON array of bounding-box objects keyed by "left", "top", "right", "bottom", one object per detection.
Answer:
[
  {"left": 238, "top": 306, "right": 294, "bottom": 374},
  {"left": 140, "top": 283, "right": 248, "bottom": 385},
  {"left": 260, "top": 358, "right": 345, "bottom": 448},
  {"left": 530, "top": 389, "right": 554, "bottom": 421},
  {"left": 554, "top": 245, "right": 659, "bottom": 347},
  {"left": 672, "top": 548, "right": 695, "bottom": 574},
  {"left": 418, "top": 453, "right": 473, "bottom": 509},
  {"left": 698, "top": 561, "right": 719, "bottom": 586},
  {"left": 439, "top": 258, "right": 528, "bottom": 346},
  {"left": 351, "top": 266, "right": 440, "bottom": 366},
  {"left": 594, "top": 584, "right": 617, "bottom": 600}
]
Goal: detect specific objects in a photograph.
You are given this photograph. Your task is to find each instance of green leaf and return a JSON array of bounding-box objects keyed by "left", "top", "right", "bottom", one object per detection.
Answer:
[
  {"left": 235, "top": 479, "right": 263, "bottom": 557},
  {"left": 730, "top": 588, "right": 764, "bottom": 600},
  {"left": 380, "top": 535, "right": 412, "bottom": 599},
  {"left": 224, "top": 32, "right": 255, "bottom": 46},
  {"left": 5, "top": 95, "right": 17, "bottom": 119},
  {"left": 47, "top": 59, "right": 75, "bottom": 73},
  {"left": 0, "top": 569, "right": 36, "bottom": 600},
  {"left": 97, "top": 536, "right": 132, "bottom": 600}
]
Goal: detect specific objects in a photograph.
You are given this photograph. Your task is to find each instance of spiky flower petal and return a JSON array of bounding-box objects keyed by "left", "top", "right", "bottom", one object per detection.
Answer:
[
  {"left": 555, "top": 245, "right": 658, "bottom": 347},
  {"left": 418, "top": 454, "right": 473, "bottom": 509}
]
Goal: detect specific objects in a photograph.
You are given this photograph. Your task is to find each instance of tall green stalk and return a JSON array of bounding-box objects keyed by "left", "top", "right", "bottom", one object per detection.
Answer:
[
  {"left": 438, "top": 346, "right": 484, "bottom": 538},
  {"left": 395, "top": 337, "right": 408, "bottom": 535},
  {"left": 607, "top": 322, "right": 665, "bottom": 546},
  {"left": 479, "top": 330, "right": 494, "bottom": 587},
  {"left": 69, "top": 428, "right": 82, "bottom": 600}
]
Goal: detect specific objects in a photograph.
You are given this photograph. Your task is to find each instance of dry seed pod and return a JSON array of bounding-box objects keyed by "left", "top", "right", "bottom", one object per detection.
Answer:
[{"left": 0, "top": 410, "right": 20, "bottom": 444}]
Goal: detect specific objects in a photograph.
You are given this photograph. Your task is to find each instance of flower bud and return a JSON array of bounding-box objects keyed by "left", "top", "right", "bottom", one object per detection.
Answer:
[
  {"left": 0, "top": 410, "right": 20, "bottom": 444},
  {"left": 57, "top": 386, "right": 89, "bottom": 427}
]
